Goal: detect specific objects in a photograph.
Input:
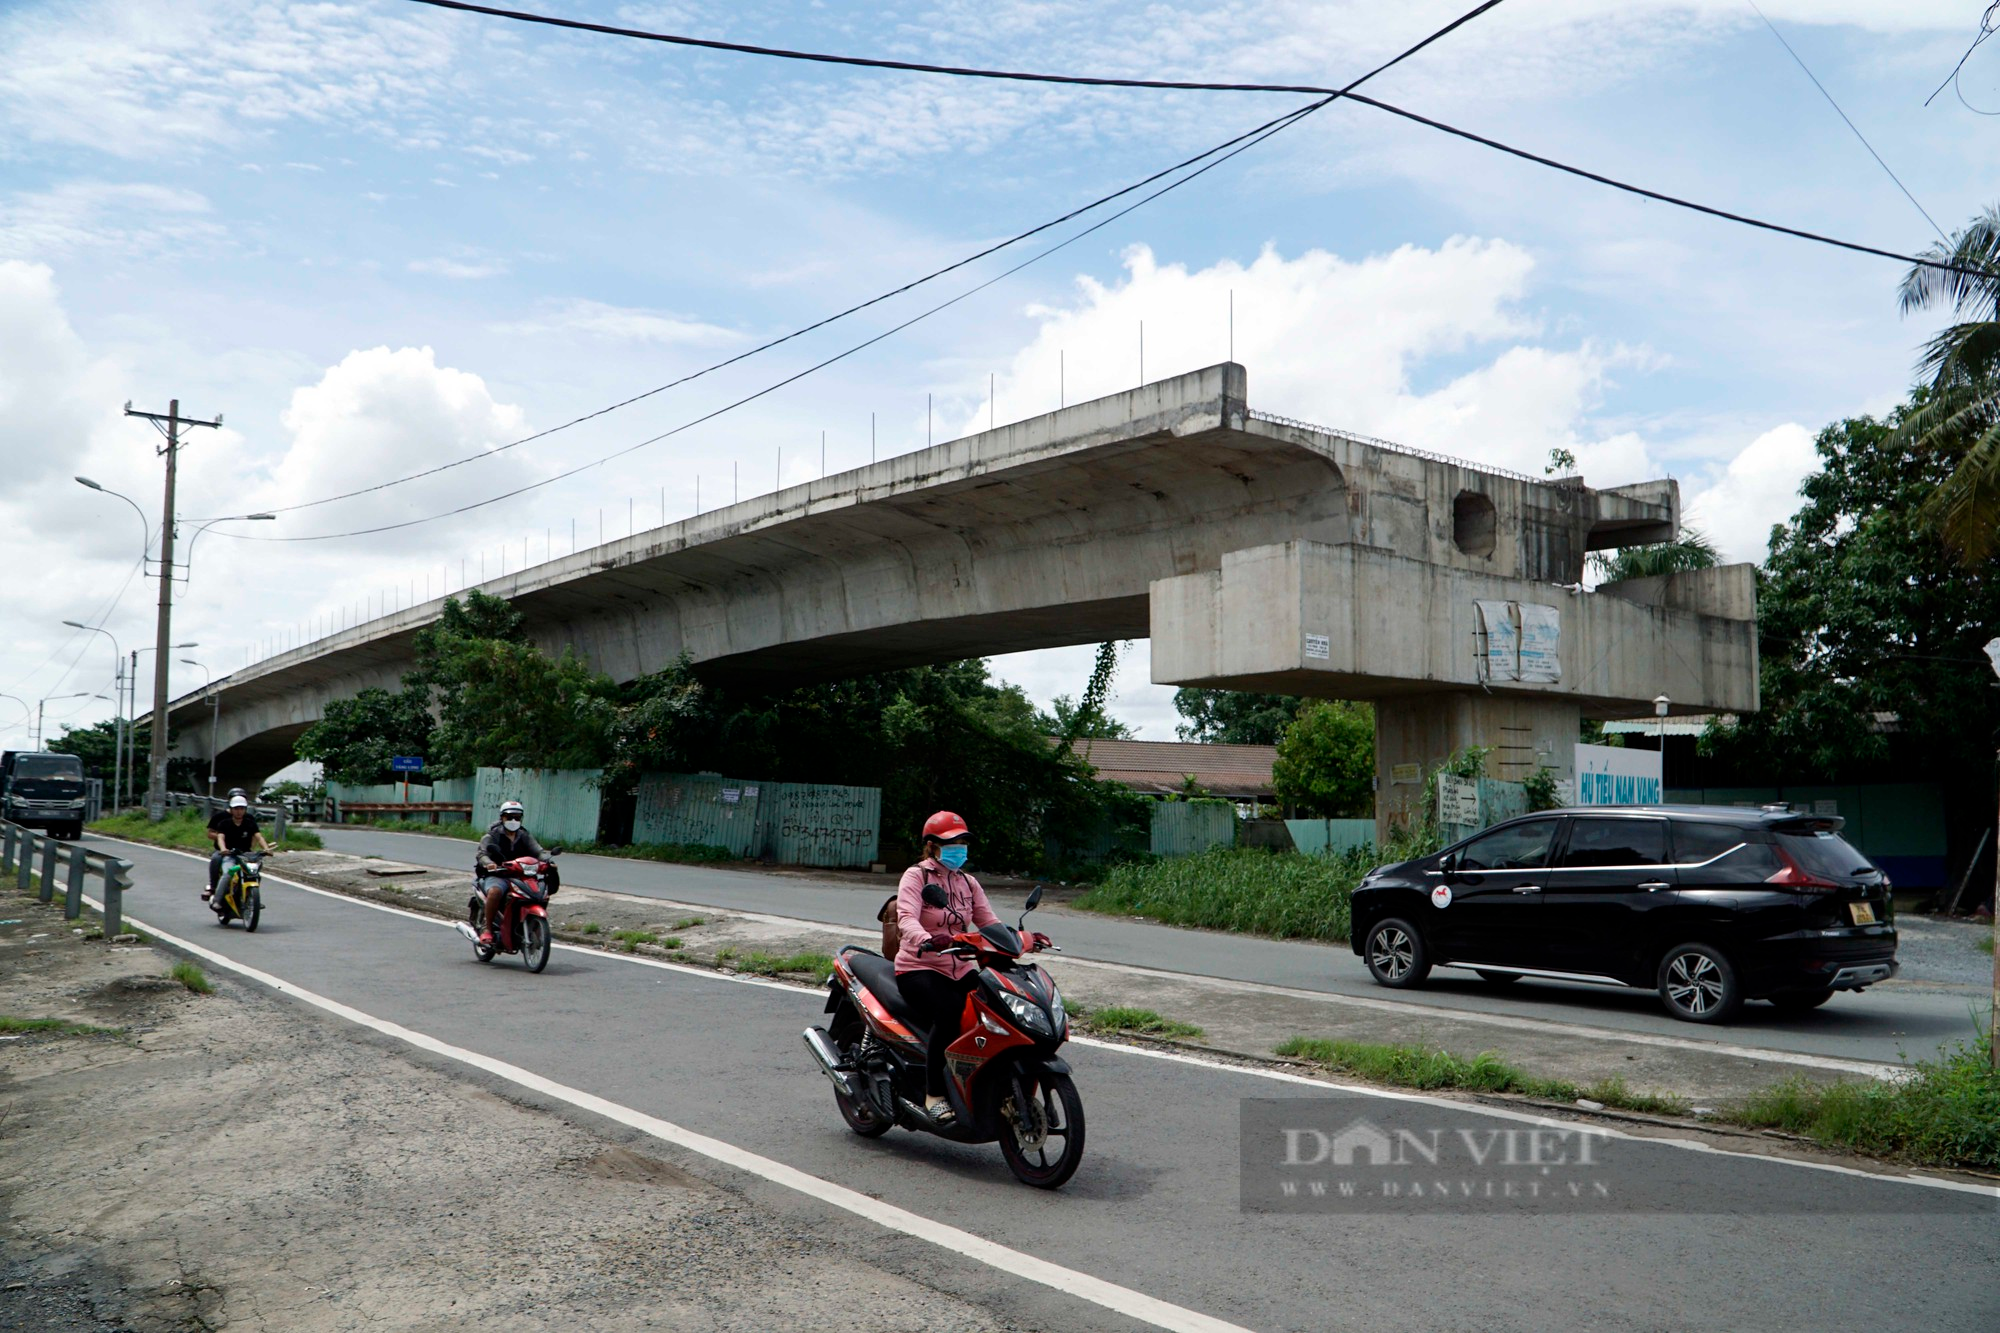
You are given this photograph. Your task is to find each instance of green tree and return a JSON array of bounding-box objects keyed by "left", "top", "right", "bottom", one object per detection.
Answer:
[
  {"left": 1173, "top": 689, "right": 1304, "bottom": 744},
  {"left": 294, "top": 686, "right": 435, "bottom": 785},
  {"left": 1271, "top": 700, "right": 1375, "bottom": 818},
  {"left": 1896, "top": 205, "right": 2000, "bottom": 564},
  {"left": 1702, "top": 403, "right": 2000, "bottom": 779},
  {"left": 1590, "top": 527, "right": 1720, "bottom": 582}
]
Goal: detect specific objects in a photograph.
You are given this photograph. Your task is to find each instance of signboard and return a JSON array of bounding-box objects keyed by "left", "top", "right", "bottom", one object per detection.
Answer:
[
  {"left": 1390, "top": 763, "right": 1422, "bottom": 785},
  {"left": 1304, "top": 632, "right": 1331, "bottom": 661},
  {"left": 1474, "top": 601, "right": 1519, "bottom": 682},
  {"left": 390, "top": 756, "right": 423, "bottom": 773},
  {"left": 1574, "top": 743, "right": 1661, "bottom": 806},
  {"left": 1517, "top": 603, "right": 1561, "bottom": 682},
  {"left": 1437, "top": 774, "right": 1480, "bottom": 826}
]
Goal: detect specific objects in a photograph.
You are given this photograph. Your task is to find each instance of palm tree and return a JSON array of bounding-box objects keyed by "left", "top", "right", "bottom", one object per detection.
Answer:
[
  {"left": 1591, "top": 527, "right": 1720, "bottom": 582},
  {"left": 1897, "top": 206, "right": 2000, "bottom": 564}
]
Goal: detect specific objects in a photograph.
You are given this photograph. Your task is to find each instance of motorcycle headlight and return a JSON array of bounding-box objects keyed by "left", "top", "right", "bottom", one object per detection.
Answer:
[{"left": 998, "top": 991, "right": 1053, "bottom": 1037}]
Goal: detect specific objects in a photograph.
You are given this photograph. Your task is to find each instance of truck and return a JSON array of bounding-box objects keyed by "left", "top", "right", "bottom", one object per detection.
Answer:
[{"left": 0, "top": 750, "right": 89, "bottom": 839}]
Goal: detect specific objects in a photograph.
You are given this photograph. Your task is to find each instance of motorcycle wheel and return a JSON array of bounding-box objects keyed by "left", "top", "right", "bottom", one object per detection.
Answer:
[
  {"left": 997, "top": 1071, "right": 1085, "bottom": 1189},
  {"left": 243, "top": 888, "right": 261, "bottom": 933},
  {"left": 521, "top": 916, "right": 551, "bottom": 973}
]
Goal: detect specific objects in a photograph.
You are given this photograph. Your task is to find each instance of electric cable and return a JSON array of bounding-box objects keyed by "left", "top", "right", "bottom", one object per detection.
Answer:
[
  {"left": 1745, "top": 0, "right": 1945, "bottom": 242},
  {"left": 214, "top": 1, "right": 1506, "bottom": 525},
  {"left": 219, "top": 0, "right": 1518, "bottom": 543}
]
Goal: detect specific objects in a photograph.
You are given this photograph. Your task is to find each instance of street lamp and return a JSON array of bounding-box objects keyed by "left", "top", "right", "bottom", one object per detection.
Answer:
[
  {"left": 124, "top": 642, "right": 197, "bottom": 811},
  {"left": 182, "top": 658, "right": 217, "bottom": 798},
  {"left": 183, "top": 513, "right": 277, "bottom": 579},
  {"left": 35, "top": 693, "right": 110, "bottom": 750},
  {"left": 62, "top": 621, "right": 123, "bottom": 816}
]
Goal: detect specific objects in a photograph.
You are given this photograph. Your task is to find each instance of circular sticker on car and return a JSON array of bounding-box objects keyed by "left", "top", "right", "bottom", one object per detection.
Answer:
[{"left": 1430, "top": 885, "right": 1453, "bottom": 909}]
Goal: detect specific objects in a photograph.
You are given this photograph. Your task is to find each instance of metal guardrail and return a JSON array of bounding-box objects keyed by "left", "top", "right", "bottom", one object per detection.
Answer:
[
  {"left": 165, "top": 791, "right": 290, "bottom": 839},
  {"left": 1245, "top": 409, "right": 1577, "bottom": 489},
  {"left": 2, "top": 818, "right": 136, "bottom": 937}
]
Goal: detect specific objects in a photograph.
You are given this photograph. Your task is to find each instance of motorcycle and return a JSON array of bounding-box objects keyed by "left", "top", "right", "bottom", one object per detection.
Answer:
[
  {"left": 803, "top": 883, "right": 1085, "bottom": 1188},
  {"left": 212, "top": 851, "right": 264, "bottom": 932},
  {"left": 453, "top": 854, "right": 557, "bottom": 973}
]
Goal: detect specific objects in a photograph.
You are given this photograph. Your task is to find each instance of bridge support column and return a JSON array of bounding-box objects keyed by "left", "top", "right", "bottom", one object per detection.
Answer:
[{"left": 1374, "top": 694, "right": 1580, "bottom": 843}]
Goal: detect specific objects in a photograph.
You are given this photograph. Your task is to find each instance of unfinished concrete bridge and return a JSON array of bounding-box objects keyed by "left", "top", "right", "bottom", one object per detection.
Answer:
[{"left": 159, "top": 363, "right": 1757, "bottom": 820}]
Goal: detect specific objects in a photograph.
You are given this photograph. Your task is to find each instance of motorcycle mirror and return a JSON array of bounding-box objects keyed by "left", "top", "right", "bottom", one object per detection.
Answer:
[{"left": 920, "top": 882, "right": 949, "bottom": 910}]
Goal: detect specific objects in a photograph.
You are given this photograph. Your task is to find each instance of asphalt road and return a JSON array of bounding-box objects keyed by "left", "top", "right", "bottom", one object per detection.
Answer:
[
  {"left": 317, "top": 827, "right": 1985, "bottom": 1068},
  {"left": 90, "top": 833, "right": 1997, "bottom": 1333}
]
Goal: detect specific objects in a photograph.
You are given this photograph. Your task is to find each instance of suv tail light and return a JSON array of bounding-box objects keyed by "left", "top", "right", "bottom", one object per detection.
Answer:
[{"left": 1766, "top": 846, "right": 1839, "bottom": 892}]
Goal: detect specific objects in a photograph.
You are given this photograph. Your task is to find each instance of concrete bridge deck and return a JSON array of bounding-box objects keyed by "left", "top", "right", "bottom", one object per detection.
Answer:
[{"left": 150, "top": 364, "right": 1747, "bottom": 791}]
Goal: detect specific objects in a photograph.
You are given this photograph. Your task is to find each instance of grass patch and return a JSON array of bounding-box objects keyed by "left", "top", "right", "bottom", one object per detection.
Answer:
[
  {"left": 1275, "top": 1036, "right": 1580, "bottom": 1100},
  {"left": 168, "top": 960, "right": 213, "bottom": 994},
  {"left": 366, "top": 819, "right": 481, "bottom": 840},
  {"left": 1076, "top": 846, "right": 1377, "bottom": 942},
  {"left": 1580, "top": 1077, "right": 1691, "bottom": 1117},
  {"left": 741, "top": 950, "right": 835, "bottom": 983},
  {"left": 1722, "top": 1035, "right": 2000, "bottom": 1171},
  {"left": 91, "top": 808, "right": 322, "bottom": 852},
  {"left": 1074, "top": 1005, "right": 1204, "bottom": 1041},
  {"left": 0, "top": 1014, "right": 123, "bottom": 1038}
]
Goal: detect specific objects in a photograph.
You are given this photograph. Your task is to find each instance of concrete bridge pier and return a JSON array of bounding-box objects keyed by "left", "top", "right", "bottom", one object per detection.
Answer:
[{"left": 1372, "top": 694, "right": 1582, "bottom": 838}]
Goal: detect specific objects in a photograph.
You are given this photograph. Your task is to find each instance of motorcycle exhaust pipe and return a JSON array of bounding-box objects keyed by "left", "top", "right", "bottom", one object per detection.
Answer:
[{"left": 801, "top": 1026, "right": 858, "bottom": 1098}]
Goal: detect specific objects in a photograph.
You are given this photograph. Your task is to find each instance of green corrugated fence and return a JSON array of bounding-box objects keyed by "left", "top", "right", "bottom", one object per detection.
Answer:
[
  {"left": 473, "top": 768, "right": 603, "bottom": 846},
  {"left": 633, "top": 774, "right": 882, "bottom": 868}
]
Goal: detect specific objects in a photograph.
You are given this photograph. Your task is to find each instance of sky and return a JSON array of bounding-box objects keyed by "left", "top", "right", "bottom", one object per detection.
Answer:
[{"left": 1, "top": 0, "right": 1994, "bottom": 760}]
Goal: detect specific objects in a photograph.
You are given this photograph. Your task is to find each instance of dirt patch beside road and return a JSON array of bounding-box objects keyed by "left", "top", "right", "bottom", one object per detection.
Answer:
[{"left": 0, "top": 886, "right": 1021, "bottom": 1332}]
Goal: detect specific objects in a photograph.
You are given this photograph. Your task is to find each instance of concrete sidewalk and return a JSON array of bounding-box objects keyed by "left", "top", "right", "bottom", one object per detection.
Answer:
[{"left": 268, "top": 845, "right": 1901, "bottom": 1110}]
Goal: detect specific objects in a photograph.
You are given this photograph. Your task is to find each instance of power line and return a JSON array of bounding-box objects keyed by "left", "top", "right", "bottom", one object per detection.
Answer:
[
  {"left": 221, "top": 2, "right": 1516, "bottom": 544},
  {"left": 226, "top": 1, "right": 1507, "bottom": 524},
  {"left": 1745, "top": 0, "right": 1945, "bottom": 242},
  {"left": 1340, "top": 92, "right": 1990, "bottom": 277},
  {"left": 420, "top": 0, "right": 1991, "bottom": 281}
]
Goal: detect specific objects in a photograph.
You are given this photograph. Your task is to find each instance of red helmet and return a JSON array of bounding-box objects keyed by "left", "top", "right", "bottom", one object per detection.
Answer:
[{"left": 921, "top": 810, "right": 970, "bottom": 842}]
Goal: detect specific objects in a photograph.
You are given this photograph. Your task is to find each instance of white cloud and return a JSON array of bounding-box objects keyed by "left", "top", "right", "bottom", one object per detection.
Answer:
[
  {"left": 0, "top": 182, "right": 221, "bottom": 261},
  {"left": 492, "top": 299, "right": 742, "bottom": 345},
  {"left": 1684, "top": 422, "right": 1820, "bottom": 565},
  {"left": 408, "top": 256, "right": 509, "bottom": 280},
  {"left": 964, "top": 240, "right": 1663, "bottom": 484}
]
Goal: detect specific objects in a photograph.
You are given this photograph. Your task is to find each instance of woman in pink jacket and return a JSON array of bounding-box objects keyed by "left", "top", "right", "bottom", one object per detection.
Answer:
[{"left": 894, "top": 810, "right": 1001, "bottom": 1126}]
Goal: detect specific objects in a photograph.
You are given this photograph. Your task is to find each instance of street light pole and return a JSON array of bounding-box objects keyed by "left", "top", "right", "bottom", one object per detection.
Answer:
[
  {"left": 62, "top": 621, "right": 121, "bottom": 815},
  {"left": 182, "top": 659, "right": 215, "bottom": 797}
]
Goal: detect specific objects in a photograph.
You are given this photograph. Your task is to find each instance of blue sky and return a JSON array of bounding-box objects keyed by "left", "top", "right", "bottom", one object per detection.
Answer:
[{"left": 1, "top": 0, "right": 1993, "bottom": 753}]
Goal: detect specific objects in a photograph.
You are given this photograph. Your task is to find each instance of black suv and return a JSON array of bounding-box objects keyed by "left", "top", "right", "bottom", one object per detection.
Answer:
[{"left": 1350, "top": 806, "right": 1898, "bottom": 1023}]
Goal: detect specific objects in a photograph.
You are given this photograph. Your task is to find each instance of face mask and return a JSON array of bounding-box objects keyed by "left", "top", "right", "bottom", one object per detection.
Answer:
[
  {"left": 502, "top": 819, "right": 522, "bottom": 833},
  {"left": 938, "top": 844, "right": 969, "bottom": 870}
]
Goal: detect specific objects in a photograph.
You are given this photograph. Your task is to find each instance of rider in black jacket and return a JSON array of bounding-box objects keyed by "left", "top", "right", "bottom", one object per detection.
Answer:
[{"left": 474, "top": 799, "right": 546, "bottom": 946}]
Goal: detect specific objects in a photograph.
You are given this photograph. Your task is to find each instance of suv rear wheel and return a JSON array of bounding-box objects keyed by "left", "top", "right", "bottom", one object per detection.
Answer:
[
  {"left": 1363, "top": 918, "right": 1430, "bottom": 988},
  {"left": 1657, "top": 943, "right": 1742, "bottom": 1023}
]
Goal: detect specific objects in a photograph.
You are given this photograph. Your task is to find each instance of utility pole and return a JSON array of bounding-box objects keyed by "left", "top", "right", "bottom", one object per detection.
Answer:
[{"left": 126, "top": 398, "right": 221, "bottom": 820}]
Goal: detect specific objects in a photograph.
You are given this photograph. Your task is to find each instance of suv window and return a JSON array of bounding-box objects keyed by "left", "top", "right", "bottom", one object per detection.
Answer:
[
  {"left": 1775, "top": 829, "right": 1875, "bottom": 881},
  {"left": 1560, "top": 818, "right": 1666, "bottom": 868},
  {"left": 1453, "top": 820, "right": 1557, "bottom": 871}
]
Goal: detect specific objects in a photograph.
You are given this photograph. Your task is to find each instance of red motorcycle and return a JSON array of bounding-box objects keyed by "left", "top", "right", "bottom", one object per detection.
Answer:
[
  {"left": 803, "top": 884, "right": 1085, "bottom": 1188},
  {"left": 454, "top": 854, "right": 556, "bottom": 973}
]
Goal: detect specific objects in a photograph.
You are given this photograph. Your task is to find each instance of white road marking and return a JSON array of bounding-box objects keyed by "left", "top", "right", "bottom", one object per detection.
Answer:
[
  {"left": 88, "top": 835, "right": 2000, "bottom": 1201},
  {"left": 306, "top": 832, "right": 1922, "bottom": 1080}
]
